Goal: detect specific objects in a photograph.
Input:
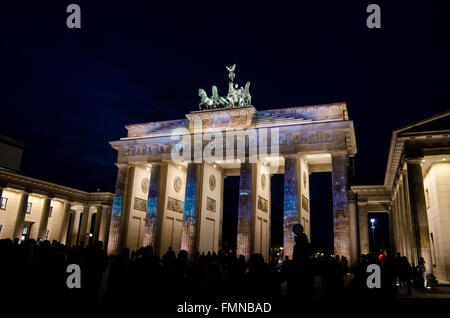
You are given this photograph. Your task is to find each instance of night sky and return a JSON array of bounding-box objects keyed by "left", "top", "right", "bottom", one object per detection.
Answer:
[{"left": 1, "top": 1, "right": 449, "bottom": 249}]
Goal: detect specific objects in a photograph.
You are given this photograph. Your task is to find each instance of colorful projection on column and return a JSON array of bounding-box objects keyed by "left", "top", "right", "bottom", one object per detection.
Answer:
[
  {"left": 181, "top": 164, "right": 198, "bottom": 255},
  {"left": 107, "top": 166, "right": 128, "bottom": 255},
  {"left": 283, "top": 157, "right": 299, "bottom": 259},
  {"left": 143, "top": 166, "right": 161, "bottom": 248},
  {"left": 331, "top": 153, "right": 350, "bottom": 260},
  {"left": 237, "top": 163, "right": 253, "bottom": 259}
]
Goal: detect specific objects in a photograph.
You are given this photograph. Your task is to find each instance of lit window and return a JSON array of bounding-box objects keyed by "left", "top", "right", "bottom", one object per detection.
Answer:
[
  {"left": 0, "top": 197, "right": 7, "bottom": 210},
  {"left": 26, "top": 202, "right": 32, "bottom": 214},
  {"left": 45, "top": 229, "right": 49, "bottom": 240}
]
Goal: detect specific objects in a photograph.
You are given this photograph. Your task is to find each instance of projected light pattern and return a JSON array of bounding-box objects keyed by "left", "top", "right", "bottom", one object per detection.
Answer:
[
  {"left": 143, "top": 165, "right": 161, "bottom": 248},
  {"left": 237, "top": 163, "right": 253, "bottom": 259},
  {"left": 332, "top": 153, "right": 350, "bottom": 259},
  {"left": 283, "top": 157, "right": 299, "bottom": 259},
  {"left": 107, "top": 166, "right": 128, "bottom": 255},
  {"left": 181, "top": 164, "right": 198, "bottom": 255}
]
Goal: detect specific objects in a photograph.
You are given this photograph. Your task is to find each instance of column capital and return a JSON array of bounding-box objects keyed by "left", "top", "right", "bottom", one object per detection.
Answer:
[
  {"left": 357, "top": 198, "right": 368, "bottom": 205},
  {"left": 405, "top": 157, "right": 424, "bottom": 164}
]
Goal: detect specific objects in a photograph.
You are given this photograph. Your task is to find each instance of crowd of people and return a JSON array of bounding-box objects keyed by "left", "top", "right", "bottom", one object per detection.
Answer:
[{"left": 0, "top": 233, "right": 429, "bottom": 305}]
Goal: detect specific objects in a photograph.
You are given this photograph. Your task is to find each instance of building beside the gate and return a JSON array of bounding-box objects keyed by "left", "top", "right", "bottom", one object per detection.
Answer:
[
  {"left": 0, "top": 137, "right": 114, "bottom": 246},
  {"left": 352, "top": 111, "right": 450, "bottom": 282}
]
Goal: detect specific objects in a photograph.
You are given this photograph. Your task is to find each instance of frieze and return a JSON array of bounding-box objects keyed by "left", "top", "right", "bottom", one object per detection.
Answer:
[{"left": 119, "top": 130, "right": 348, "bottom": 158}]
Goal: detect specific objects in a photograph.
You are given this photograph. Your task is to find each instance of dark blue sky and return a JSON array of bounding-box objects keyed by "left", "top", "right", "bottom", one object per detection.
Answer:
[{"left": 1, "top": 1, "right": 449, "bottom": 247}]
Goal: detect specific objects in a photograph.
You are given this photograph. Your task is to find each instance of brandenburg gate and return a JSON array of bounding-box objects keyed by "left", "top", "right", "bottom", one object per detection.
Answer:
[{"left": 107, "top": 72, "right": 357, "bottom": 263}]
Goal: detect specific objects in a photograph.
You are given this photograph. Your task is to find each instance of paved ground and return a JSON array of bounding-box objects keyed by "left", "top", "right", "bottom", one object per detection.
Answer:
[{"left": 397, "top": 285, "right": 450, "bottom": 298}]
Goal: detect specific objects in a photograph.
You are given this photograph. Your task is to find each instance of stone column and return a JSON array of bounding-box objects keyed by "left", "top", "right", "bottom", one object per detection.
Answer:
[
  {"left": 181, "top": 163, "right": 202, "bottom": 256},
  {"left": 399, "top": 180, "right": 409, "bottom": 258},
  {"left": 70, "top": 210, "right": 81, "bottom": 247},
  {"left": 388, "top": 206, "right": 396, "bottom": 253},
  {"left": 392, "top": 191, "right": 400, "bottom": 254},
  {"left": 107, "top": 165, "right": 132, "bottom": 255},
  {"left": 77, "top": 204, "right": 90, "bottom": 246},
  {"left": 59, "top": 201, "right": 72, "bottom": 244},
  {"left": 13, "top": 192, "right": 29, "bottom": 238},
  {"left": 358, "top": 199, "right": 369, "bottom": 255},
  {"left": 348, "top": 192, "right": 359, "bottom": 265},
  {"left": 401, "top": 169, "right": 417, "bottom": 265},
  {"left": 283, "top": 156, "right": 300, "bottom": 259},
  {"left": 218, "top": 175, "right": 225, "bottom": 251},
  {"left": 143, "top": 164, "right": 166, "bottom": 252},
  {"left": 93, "top": 206, "right": 103, "bottom": 241},
  {"left": 237, "top": 162, "right": 255, "bottom": 259},
  {"left": 407, "top": 159, "right": 432, "bottom": 272},
  {"left": 37, "top": 196, "right": 52, "bottom": 240},
  {"left": 331, "top": 152, "right": 351, "bottom": 261},
  {"left": 101, "top": 206, "right": 112, "bottom": 249}
]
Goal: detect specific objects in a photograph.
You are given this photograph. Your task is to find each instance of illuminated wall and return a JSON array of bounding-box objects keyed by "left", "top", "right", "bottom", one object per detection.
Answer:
[{"left": 423, "top": 162, "right": 450, "bottom": 281}]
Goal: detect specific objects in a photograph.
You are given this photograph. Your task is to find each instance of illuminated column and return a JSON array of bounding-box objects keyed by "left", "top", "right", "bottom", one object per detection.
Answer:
[
  {"left": 332, "top": 152, "right": 351, "bottom": 260},
  {"left": 348, "top": 192, "right": 358, "bottom": 265},
  {"left": 101, "top": 206, "right": 112, "bottom": 248},
  {"left": 358, "top": 199, "right": 369, "bottom": 254},
  {"left": 69, "top": 210, "right": 81, "bottom": 246},
  {"left": 399, "top": 175, "right": 411, "bottom": 260},
  {"left": 13, "top": 192, "right": 29, "bottom": 238},
  {"left": 218, "top": 175, "right": 225, "bottom": 250},
  {"left": 283, "top": 156, "right": 300, "bottom": 259},
  {"left": 37, "top": 196, "right": 52, "bottom": 240},
  {"left": 77, "top": 204, "right": 90, "bottom": 245},
  {"left": 388, "top": 206, "right": 395, "bottom": 253},
  {"left": 392, "top": 189, "right": 399, "bottom": 253},
  {"left": 59, "top": 201, "right": 72, "bottom": 244},
  {"left": 93, "top": 206, "right": 103, "bottom": 241},
  {"left": 107, "top": 165, "right": 132, "bottom": 255},
  {"left": 407, "top": 159, "right": 432, "bottom": 272},
  {"left": 181, "top": 163, "right": 201, "bottom": 256},
  {"left": 237, "top": 162, "right": 255, "bottom": 259},
  {"left": 398, "top": 182, "right": 407, "bottom": 257},
  {"left": 401, "top": 169, "right": 417, "bottom": 265},
  {"left": 143, "top": 164, "right": 167, "bottom": 254}
]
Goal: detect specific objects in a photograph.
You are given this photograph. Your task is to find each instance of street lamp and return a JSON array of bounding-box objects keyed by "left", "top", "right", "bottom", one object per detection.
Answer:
[{"left": 370, "top": 218, "right": 376, "bottom": 251}]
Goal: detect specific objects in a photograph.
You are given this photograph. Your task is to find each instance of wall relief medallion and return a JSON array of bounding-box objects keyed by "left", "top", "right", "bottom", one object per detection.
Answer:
[
  {"left": 209, "top": 174, "right": 216, "bottom": 191},
  {"left": 261, "top": 174, "right": 266, "bottom": 191},
  {"left": 141, "top": 177, "right": 150, "bottom": 194},
  {"left": 174, "top": 176, "right": 182, "bottom": 193}
]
